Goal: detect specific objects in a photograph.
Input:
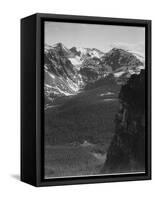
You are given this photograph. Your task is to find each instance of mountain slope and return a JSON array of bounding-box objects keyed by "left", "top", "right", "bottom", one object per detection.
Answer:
[
  {"left": 44, "top": 43, "right": 84, "bottom": 104},
  {"left": 101, "top": 48, "right": 143, "bottom": 71},
  {"left": 44, "top": 43, "right": 145, "bottom": 104}
]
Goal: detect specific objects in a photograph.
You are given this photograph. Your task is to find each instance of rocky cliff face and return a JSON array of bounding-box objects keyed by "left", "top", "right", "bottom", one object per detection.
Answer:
[{"left": 102, "top": 70, "right": 145, "bottom": 173}]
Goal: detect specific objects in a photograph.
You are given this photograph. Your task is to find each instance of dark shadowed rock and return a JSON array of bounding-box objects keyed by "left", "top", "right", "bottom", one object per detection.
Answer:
[{"left": 102, "top": 70, "right": 145, "bottom": 173}]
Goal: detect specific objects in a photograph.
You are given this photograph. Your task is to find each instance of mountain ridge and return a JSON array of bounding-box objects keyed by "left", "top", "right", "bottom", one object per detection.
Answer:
[{"left": 44, "top": 43, "right": 144, "bottom": 104}]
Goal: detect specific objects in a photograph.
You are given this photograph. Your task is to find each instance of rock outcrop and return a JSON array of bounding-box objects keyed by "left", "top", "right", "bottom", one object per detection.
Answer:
[{"left": 102, "top": 70, "right": 145, "bottom": 173}]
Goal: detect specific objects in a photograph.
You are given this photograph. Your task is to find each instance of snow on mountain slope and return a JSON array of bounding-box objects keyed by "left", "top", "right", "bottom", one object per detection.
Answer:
[
  {"left": 70, "top": 47, "right": 105, "bottom": 60},
  {"left": 44, "top": 43, "right": 145, "bottom": 102},
  {"left": 68, "top": 56, "right": 82, "bottom": 69},
  {"left": 127, "top": 50, "right": 145, "bottom": 63},
  {"left": 44, "top": 70, "right": 79, "bottom": 103},
  {"left": 44, "top": 44, "right": 85, "bottom": 103}
]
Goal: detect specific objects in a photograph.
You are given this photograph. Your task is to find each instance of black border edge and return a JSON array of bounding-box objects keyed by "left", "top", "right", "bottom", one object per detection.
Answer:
[
  {"left": 36, "top": 12, "right": 151, "bottom": 25},
  {"left": 34, "top": 13, "right": 151, "bottom": 187},
  {"left": 20, "top": 14, "right": 37, "bottom": 186},
  {"left": 145, "top": 20, "right": 152, "bottom": 180}
]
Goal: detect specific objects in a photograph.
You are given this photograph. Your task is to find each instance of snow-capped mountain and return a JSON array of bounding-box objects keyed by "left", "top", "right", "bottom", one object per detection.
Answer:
[
  {"left": 44, "top": 43, "right": 144, "bottom": 103},
  {"left": 70, "top": 46, "right": 105, "bottom": 59},
  {"left": 127, "top": 50, "right": 145, "bottom": 63},
  {"left": 44, "top": 43, "right": 84, "bottom": 105},
  {"left": 68, "top": 47, "right": 105, "bottom": 70},
  {"left": 101, "top": 48, "right": 143, "bottom": 71}
]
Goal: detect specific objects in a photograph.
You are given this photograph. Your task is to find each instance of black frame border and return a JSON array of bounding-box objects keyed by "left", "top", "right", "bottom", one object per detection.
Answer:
[{"left": 35, "top": 13, "right": 151, "bottom": 187}]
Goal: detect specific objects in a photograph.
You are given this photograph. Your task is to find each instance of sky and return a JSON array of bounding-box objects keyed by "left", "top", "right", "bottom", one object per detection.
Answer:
[{"left": 45, "top": 21, "right": 145, "bottom": 56}]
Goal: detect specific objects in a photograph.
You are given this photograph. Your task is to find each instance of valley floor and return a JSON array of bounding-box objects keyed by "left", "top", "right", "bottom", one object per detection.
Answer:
[
  {"left": 44, "top": 86, "right": 120, "bottom": 178},
  {"left": 45, "top": 143, "right": 107, "bottom": 178}
]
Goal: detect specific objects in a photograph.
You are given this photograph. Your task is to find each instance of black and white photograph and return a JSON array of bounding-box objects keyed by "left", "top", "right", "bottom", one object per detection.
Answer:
[{"left": 44, "top": 21, "right": 146, "bottom": 179}]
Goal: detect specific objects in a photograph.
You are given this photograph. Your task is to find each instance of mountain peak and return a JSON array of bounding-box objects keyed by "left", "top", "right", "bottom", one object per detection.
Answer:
[
  {"left": 52, "top": 42, "right": 68, "bottom": 50},
  {"left": 110, "top": 48, "right": 126, "bottom": 53},
  {"left": 54, "top": 42, "right": 63, "bottom": 46}
]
